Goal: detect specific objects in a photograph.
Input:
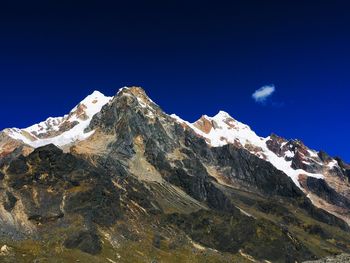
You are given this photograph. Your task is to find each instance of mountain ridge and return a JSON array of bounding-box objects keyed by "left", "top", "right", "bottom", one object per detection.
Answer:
[
  {"left": 1, "top": 87, "right": 349, "bottom": 222},
  {"left": 0, "top": 86, "right": 349, "bottom": 262}
]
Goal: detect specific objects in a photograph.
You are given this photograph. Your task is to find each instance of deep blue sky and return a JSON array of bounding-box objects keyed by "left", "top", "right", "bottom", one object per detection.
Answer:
[{"left": 0, "top": 0, "right": 349, "bottom": 161}]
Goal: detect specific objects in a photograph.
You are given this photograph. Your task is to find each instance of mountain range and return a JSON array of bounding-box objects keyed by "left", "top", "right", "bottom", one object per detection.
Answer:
[{"left": 0, "top": 87, "right": 349, "bottom": 263}]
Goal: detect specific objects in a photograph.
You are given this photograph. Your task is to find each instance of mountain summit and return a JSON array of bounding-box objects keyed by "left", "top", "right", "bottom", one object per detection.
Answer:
[
  {"left": 3, "top": 90, "right": 112, "bottom": 148},
  {"left": 0, "top": 87, "right": 349, "bottom": 262}
]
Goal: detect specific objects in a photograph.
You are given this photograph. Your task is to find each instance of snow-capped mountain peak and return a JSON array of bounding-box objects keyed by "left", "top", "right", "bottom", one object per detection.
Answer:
[
  {"left": 213, "top": 110, "right": 234, "bottom": 120},
  {"left": 189, "top": 111, "right": 263, "bottom": 147},
  {"left": 4, "top": 90, "right": 112, "bottom": 148},
  {"left": 172, "top": 111, "right": 325, "bottom": 187}
]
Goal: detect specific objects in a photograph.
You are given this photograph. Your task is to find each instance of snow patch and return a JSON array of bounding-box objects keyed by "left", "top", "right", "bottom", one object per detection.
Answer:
[{"left": 328, "top": 160, "right": 338, "bottom": 169}]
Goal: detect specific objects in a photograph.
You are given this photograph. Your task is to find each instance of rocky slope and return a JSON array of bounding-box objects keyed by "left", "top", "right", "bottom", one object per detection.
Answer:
[
  {"left": 0, "top": 87, "right": 349, "bottom": 262},
  {"left": 304, "top": 253, "right": 350, "bottom": 263},
  {"left": 172, "top": 109, "right": 350, "bottom": 225}
]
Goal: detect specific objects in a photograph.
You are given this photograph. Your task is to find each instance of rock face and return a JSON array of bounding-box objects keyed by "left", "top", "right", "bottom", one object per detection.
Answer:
[
  {"left": 0, "top": 86, "right": 350, "bottom": 262},
  {"left": 1, "top": 144, "right": 121, "bottom": 241},
  {"left": 265, "top": 134, "right": 350, "bottom": 224},
  {"left": 0, "top": 132, "right": 33, "bottom": 165}
]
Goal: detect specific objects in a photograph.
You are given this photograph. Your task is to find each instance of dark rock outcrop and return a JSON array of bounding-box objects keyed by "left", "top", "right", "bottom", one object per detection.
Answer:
[
  {"left": 306, "top": 177, "right": 350, "bottom": 209},
  {"left": 1, "top": 144, "right": 123, "bottom": 254},
  {"left": 64, "top": 230, "right": 102, "bottom": 255}
]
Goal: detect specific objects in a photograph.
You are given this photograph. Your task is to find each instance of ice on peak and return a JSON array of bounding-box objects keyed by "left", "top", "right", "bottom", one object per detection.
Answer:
[
  {"left": 78, "top": 90, "right": 108, "bottom": 104},
  {"left": 196, "top": 111, "right": 234, "bottom": 122},
  {"left": 5, "top": 91, "right": 112, "bottom": 148},
  {"left": 201, "top": 114, "right": 210, "bottom": 119},
  {"left": 90, "top": 90, "right": 105, "bottom": 97},
  {"left": 213, "top": 110, "right": 234, "bottom": 120}
]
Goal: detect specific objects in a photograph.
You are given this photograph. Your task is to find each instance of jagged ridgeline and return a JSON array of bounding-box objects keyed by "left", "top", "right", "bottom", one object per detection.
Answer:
[{"left": 0, "top": 87, "right": 349, "bottom": 263}]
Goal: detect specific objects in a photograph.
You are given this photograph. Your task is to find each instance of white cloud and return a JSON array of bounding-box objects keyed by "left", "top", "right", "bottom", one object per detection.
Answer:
[{"left": 252, "top": 85, "right": 275, "bottom": 103}]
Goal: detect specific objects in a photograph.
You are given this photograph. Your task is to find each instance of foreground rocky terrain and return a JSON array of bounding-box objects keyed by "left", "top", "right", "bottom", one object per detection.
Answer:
[
  {"left": 304, "top": 253, "right": 350, "bottom": 263},
  {"left": 0, "top": 87, "right": 349, "bottom": 262}
]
